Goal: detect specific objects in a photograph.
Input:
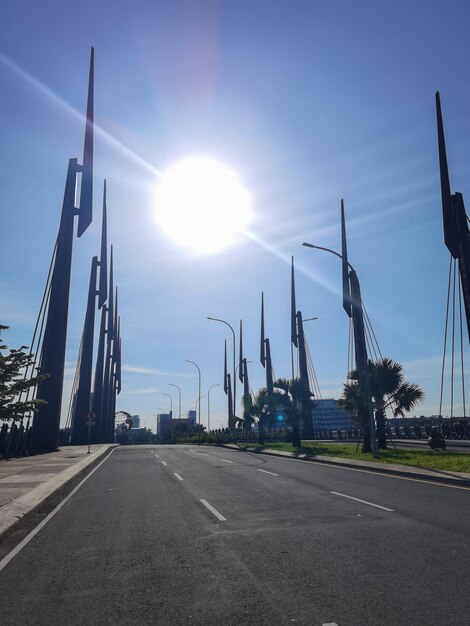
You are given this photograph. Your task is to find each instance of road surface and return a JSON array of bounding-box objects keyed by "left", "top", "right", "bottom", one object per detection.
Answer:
[{"left": 0, "top": 444, "right": 468, "bottom": 625}]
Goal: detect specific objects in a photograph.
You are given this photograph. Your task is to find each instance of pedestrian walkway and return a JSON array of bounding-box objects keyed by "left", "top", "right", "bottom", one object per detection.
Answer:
[{"left": 0, "top": 444, "right": 117, "bottom": 541}]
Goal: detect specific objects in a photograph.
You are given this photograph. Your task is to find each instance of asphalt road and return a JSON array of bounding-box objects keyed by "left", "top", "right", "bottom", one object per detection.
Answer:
[{"left": 0, "top": 445, "right": 468, "bottom": 625}]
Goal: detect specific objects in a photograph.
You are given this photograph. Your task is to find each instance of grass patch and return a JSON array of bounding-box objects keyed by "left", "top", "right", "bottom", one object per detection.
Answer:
[{"left": 236, "top": 441, "right": 470, "bottom": 473}]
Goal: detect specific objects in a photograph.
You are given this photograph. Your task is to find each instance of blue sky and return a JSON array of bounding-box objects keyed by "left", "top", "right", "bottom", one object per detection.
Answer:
[{"left": 1, "top": 1, "right": 469, "bottom": 430}]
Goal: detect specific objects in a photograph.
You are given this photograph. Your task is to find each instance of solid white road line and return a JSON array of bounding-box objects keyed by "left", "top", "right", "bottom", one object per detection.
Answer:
[
  {"left": 0, "top": 447, "right": 118, "bottom": 573},
  {"left": 330, "top": 491, "right": 394, "bottom": 512},
  {"left": 161, "top": 461, "right": 167, "bottom": 466},
  {"left": 220, "top": 458, "right": 234, "bottom": 464},
  {"left": 257, "top": 469, "right": 279, "bottom": 477},
  {"left": 174, "top": 473, "right": 183, "bottom": 481},
  {"left": 200, "top": 499, "right": 227, "bottom": 522}
]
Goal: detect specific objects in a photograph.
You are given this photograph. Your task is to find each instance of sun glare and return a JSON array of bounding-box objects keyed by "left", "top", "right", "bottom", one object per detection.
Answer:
[{"left": 154, "top": 156, "right": 251, "bottom": 255}]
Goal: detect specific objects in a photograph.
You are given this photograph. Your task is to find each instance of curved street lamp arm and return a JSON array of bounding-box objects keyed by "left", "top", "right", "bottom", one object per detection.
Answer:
[
  {"left": 206, "top": 316, "right": 237, "bottom": 420},
  {"left": 302, "top": 242, "right": 355, "bottom": 272},
  {"left": 185, "top": 359, "right": 200, "bottom": 374},
  {"left": 168, "top": 383, "right": 182, "bottom": 420},
  {"left": 207, "top": 317, "right": 235, "bottom": 336},
  {"left": 185, "top": 360, "right": 202, "bottom": 426}
]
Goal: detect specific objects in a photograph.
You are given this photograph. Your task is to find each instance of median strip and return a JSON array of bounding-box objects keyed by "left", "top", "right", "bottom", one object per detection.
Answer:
[
  {"left": 330, "top": 491, "right": 394, "bottom": 512},
  {"left": 174, "top": 473, "right": 183, "bottom": 481},
  {"left": 257, "top": 469, "right": 279, "bottom": 477},
  {"left": 200, "top": 499, "right": 227, "bottom": 522}
]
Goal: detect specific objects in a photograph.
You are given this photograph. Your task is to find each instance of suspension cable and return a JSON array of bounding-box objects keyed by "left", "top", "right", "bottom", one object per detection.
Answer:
[
  {"left": 362, "top": 301, "right": 383, "bottom": 360},
  {"left": 439, "top": 254, "right": 453, "bottom": 418},
  {"left": 306, "top": 342, "right": 323, "bottom": 403},
  {"left": 18, "top": 236, "right": 57, "bottom": 406},
  {"left": 17, "top": 237, "right": 58, "bottom": 434},
  {"left": 363, "top": 319, "right": 375, "bottom": 363},
  {"left": 450, "top": 259, "right": 456, "bottom": 422},
  {"left": 64, "top": 330, "right": 84, "bottom": 439},
  {"left": 350, "top": 316, "right": 355, "bottom": 373},
  {"left": 458, "top": 272, "right": 467, "bottom": 419},
  {"left": 290, "top": 342, "right": 295, "bottom": 381},
  {"left": 347, "top": 316, "right": 352, "bottom": 377},
  {"left": 305, "top": 340, "right": 326, "bottom": 428}
]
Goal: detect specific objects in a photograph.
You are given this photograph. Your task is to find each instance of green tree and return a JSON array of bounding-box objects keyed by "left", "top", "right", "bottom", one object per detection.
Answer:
[
  {"left": 0, "top": 325, "right": 47, "bottom": 422},
  {"left": 246, "top": 388, "right": 278, "bottom": 445},
  {"left": 272, "top": 377, "right": 315, "bottom": 448},
  {"left": 127, "top": 428, "right": 155, "bottom": 444},
  {"left": 339, "top": 358, "right": 424, "bottom": 451},
  {"left": 241, "top": 391, "right": 254, "bottom": 431}
]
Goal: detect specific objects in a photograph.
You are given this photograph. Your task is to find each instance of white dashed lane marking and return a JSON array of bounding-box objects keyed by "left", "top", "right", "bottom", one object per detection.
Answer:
[
  {"left": 174, "top": 473, "right": 183, "bottom": 481},
  {"left": 330, "top": 491, "right": 394, "bottom": 512},
  {"left": 257, "top": 469, "right": 279, "bottom": 476},
  {"left": 220, "top": 458, "right": 234, "bottom": 464},
  {"left": 161, "top": 461, "right": 167, "bottom": 466},
  {"left": 200, "top": 499, "right": 227, "bottom": 522}
]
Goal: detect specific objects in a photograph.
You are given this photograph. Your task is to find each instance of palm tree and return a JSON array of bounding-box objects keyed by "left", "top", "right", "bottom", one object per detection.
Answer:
[
  {"left": 273, "top": 377, "right": 315, "bottom": 448},
  {"left": 246, "top": 388, "right": 276, "bottom": 445},
  {"left": 339, "top": 358, "right": 424, "bottom": 451}
]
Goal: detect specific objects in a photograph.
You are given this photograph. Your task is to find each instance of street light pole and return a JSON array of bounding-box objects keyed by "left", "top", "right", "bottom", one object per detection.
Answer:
[
  {"left": 207, "top": 383, "right": 220, "bottom": 432},
  {"left": 162, "top": 392, "right": 173, "bottom": 418},
  {"left": 207, "top": 317, "right": 236, "bottom": 419},
  {"left": 196, "top": 395, "right": 206, "bottom": 426},
  {"left": 185, "top": 360, "right": 201, "bottom": 426},
  {"left": 169, "top": 383, "right": 182, "bottom": 421}
]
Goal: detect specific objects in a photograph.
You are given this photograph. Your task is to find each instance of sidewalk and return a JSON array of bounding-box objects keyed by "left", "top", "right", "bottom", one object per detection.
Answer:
[
  {"left": 218, "top": 444, "right": 470, "bottom": 487},
  {"left": 0, "top": 444, "right": 117, "bottom": 541}
]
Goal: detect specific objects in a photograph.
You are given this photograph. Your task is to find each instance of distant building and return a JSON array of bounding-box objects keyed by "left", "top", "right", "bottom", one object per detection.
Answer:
[
  {"left": 156, "top": 412, "right": 196, "bottom": 437},
  {"left": 131, "top": 414, "right": 140, "bottom": 429},
  {"left": 312, "top": 399, "right": 354, "bottom": 431}
]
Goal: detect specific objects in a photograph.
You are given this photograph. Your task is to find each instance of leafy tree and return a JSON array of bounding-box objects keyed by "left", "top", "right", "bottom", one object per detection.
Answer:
[
  {"left": 127, "top": 428, "right": 155, "bottom": 444},
  {"left": 0, "top": 325, "right": 47, "bottom": 422},
  {"left": 272, "top": 377, "right": 315, "bottom": 448},
  {"left": 246, "top": 388, "right": 278, "bottom": 445},
  {"left": 338, "top": 358, "right": 424, "bottom": 451},
  {"left": 241, "top": 391, "right": 254, "bottom": 431}
]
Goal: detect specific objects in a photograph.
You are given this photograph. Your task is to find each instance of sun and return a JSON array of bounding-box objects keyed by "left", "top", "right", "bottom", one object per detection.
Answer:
[{"left": 154, "top": 156, "right": 251, "bottom": 255}]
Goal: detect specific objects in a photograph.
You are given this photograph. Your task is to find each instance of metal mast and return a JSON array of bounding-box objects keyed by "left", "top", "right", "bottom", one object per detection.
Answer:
[
  {"left": 238, "top": 320, "right": 251, "bottom": 430},
  {"left": 436, "top": 92, "right": 470, "bottom": 341},
  {"left": 340, "top": 201, "right": 376, "bottom": 455},
  {"left": 33, "top": 49, "right": 94, "bottom": 453},
  {"left": 302, "top": 200, "right": 378, "bottom": 455},
  {"left": 291, "top": 257, "right": 313, "bottom": 437},
  {"left": 260, "top": 292, "right": 274, "bottom": 395},
  {"left": 70, "top": 182, "right": 108, "bottom": 444}
]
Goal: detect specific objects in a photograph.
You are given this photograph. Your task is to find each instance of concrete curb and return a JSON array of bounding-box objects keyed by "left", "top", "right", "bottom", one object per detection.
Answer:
[
  {"left": 210, "top": 443, "right": 470, "bottom": 487},
  {"left": 0, "top": 444, "right": 119, "bottom": 543}
]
